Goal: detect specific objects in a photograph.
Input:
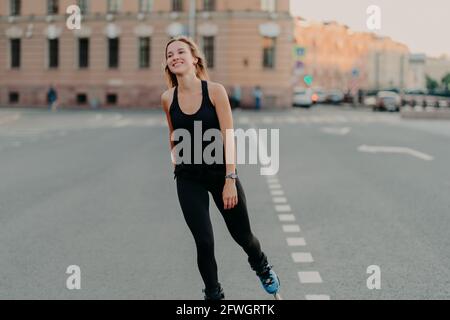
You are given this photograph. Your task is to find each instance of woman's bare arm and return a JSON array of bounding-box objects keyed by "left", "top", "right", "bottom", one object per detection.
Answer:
[
  {"left": 161, "top": 90, "right": 176, "bottom": 169},
  {"left": 211, "top": 82, "right": 236, "bottom": 175}
]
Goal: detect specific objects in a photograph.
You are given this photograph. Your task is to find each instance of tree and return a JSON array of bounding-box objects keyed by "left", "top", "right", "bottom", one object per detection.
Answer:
[
  {"left": 441, "top": 73, "right": 450, "bottom": 92},
  {"left": 426, "top": 75, "right": 438, "bottom": 93}
]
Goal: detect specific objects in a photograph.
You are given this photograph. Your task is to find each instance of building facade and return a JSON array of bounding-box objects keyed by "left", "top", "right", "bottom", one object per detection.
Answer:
[
  {"left": 0, "top": 0, "right": 295, "bottom": 109},
  {"left": 294, "top": 18, "right": 410, "bottom": 92}
]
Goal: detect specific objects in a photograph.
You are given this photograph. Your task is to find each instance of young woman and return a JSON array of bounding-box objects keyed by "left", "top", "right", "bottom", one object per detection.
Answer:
[{"left": 161, "top": 36, "right": 280, "bottom": 300}]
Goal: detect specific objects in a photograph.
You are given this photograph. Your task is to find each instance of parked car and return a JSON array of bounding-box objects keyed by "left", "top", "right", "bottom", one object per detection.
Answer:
[
  {"left": 373, "top": 91, "right": 401, "bottom": 112},
  {"left": 327, "top": 89, "right": 344, "bottom": 104},
  {"left": 293, "top": 89, "right": 313, "bottom": 108},
  {"left": 311, "top": 88, "right": 328, "bottom": 104},
  {"left": 363, "top": 95, "right": 377, "bottom": 107}
]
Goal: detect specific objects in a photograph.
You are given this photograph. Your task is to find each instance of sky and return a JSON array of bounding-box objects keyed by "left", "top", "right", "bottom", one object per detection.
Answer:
[{"left": 290, "top": 0, "right": 449, "bottom": 57}]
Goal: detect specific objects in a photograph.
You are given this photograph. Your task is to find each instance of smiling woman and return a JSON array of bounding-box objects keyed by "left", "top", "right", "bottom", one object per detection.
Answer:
[{"left": 160, "top": 36, "right": 281, "bottom": 300}]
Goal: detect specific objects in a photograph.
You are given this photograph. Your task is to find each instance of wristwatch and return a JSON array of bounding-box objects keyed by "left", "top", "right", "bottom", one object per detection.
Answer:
[{"left": 225, "top": 172, "right": 238, "bottom": 180}]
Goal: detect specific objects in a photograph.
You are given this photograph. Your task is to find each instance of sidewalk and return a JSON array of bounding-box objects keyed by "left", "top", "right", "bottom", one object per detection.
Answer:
[{"left": 400, "top": 107, "right": 450, "bottom": 120}]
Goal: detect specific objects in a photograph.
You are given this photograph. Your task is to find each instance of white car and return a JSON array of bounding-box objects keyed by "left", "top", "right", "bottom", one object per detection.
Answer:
[
  {"left": 293, "top": 89, "right": 313, "bottom": 108},
  {"left": 374, "top": 91, "right": 401, "bottom": 112}
]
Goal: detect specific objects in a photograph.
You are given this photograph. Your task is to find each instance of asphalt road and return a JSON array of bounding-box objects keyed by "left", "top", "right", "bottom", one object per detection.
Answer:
[{"left": 0, "top": 105, "right": 449, "bottom": 300}]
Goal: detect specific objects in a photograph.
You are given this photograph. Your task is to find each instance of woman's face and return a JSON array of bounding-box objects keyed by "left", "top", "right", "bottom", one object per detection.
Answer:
[{"left": 166, "top": 41, "right": 198, "bottom": 75}]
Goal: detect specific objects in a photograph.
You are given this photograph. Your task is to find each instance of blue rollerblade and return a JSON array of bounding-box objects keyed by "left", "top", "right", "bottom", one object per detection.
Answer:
[
  {"left": 250, "top": 252, "right": 281, "bottom": 299},
  {"left": 256, "top": 264, "right": 281, "bottom": 296}
]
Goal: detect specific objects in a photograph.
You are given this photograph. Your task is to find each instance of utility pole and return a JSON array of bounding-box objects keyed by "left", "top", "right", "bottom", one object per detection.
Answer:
[{"left": 189, "top": 0, "right": 197, "bottom": 40}]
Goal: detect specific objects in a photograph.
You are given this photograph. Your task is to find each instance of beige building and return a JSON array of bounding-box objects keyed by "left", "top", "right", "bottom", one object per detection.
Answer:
[
  {"left": 294, "top": 18, "right": 410, "bottom": 92},
  {"left": 407, "top": 53, "right": 426, "bottom": 91},
  {"left": 425, "top": 54, "right": 450, "bottom": 87},
  {"left": 0, "top": 0, "right": 295, "bottom": 109},
  {"left": 406, "top": 54, "right": 450, "bottom": 92}
]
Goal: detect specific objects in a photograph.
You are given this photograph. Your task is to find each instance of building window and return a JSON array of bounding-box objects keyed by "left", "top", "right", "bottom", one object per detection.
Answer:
[
  {"left": 10, "top": 0, "right": 21, "bottom": 16},
  {"left": 203, "top": 0, "right": 215, "bottom": 11},
  {"left": 48, "top": 39, "right": 59, "bottom": 68},
  {"left": 203, "top": 36, "right": 215, "bottom": 69},
  {"left": 172, "top": 0, "right": 183, "bottom": 12},
  {"left": 108, "top": 38, "right": 119, "bottom": 68},
  {"left": 47, "top": 0, "right": 59, "bottom": 15},
  {"left": 77, "top": 93, "right": 87, "bottom": 105},
  {"left": 139, "top": 0, "right": 153, "bottom": 13},
  {"left": 77, "top": 0, "right": 88, "bottom": 15},
  {"left": 262, "top": 37, "right": 276, "bottom": 69},
  {"left": 139, "top": 37, "right": 151, "bottom": 69},
  {"left": 107, "top": 94, "right": 117, "bottom": 105},
  {"left": 10, "top": 39, "right": 21, "bottom": 68},
  {"left": 107, "top": 0, "right": 121, "bottom": 14},
  {"left": 79, "top": 38, "right": 89, "bottom": 68},
  {"left": 261, "top": 0, "right": 276, "bottom": 12},
  {"left": 9, "top": 92, "right": 19, "bottom": 104}
]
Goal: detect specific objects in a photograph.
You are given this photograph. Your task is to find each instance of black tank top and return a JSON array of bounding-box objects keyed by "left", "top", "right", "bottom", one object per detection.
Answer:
[{"left": 170, "top": 80, "right": 226, "bottom": 176}]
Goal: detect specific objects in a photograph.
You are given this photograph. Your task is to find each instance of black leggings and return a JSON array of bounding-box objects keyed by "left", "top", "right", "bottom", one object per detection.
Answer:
[{"left": 175, "top": 171, "right": 265, "bottom": 291}]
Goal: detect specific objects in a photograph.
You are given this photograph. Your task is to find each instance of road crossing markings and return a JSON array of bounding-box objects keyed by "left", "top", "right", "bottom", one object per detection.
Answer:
[{"left": 358, "top": 145, "right": 434, "bottom": 161}]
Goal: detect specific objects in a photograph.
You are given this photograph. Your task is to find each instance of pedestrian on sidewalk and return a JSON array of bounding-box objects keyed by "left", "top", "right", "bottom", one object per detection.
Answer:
[
  {"left": 253, "top": 85, "right": 263, "bottom": 110},
  {"left": 47, "top": 86, "right": 58, "bottom": 111},
  {"left": 161, "top": 36, "right": 280, "bottom": 300},
  {"left": 231, "top": 84, "right": 242, "bottom": 109}
]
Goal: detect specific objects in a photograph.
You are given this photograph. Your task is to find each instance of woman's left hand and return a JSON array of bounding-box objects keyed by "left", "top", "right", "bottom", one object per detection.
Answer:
[{"left": 223, "top": 180, "right": 238, "bottom": 210}]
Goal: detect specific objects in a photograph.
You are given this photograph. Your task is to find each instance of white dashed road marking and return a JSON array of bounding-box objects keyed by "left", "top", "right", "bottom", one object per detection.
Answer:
[
  {"left": 292, "top": 252, "right": 314, "bottom": 263},
  {"left": 282, "top": 225, "right": 301, "bottom": 233},
  {"left": 251, "top": 120, "right": 329, "bottom": 299},
  {"left": 268, "top": 184, "right": 282, "bottom": 189},
  {"left": 273, "top": 197, "right": 287, "bottom": 203},
  {"left": 286, "top": 238, "right": 306, "bottom": 246},
  {"left": 278, "top": 214, "right": 296, "bottom": 222},
  {"left": 305, "top": 295, "right": 330, "bottom": 300},
  {"left": 275, "top": 205, "right": 292, "bottom": 212},
  {"left": 298, "top": 272, "right": 323, "bottom": 284},
  {"left": 270, "top": 190, "right": 284, "bottom": 196}
]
